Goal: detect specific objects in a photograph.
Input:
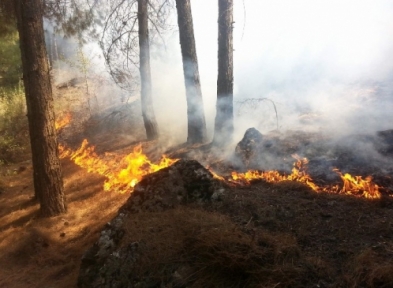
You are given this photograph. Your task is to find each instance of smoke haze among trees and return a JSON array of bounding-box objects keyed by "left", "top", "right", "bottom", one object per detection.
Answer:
[{"left": 42, "top": 0, "right": 393, "bottom": 144}]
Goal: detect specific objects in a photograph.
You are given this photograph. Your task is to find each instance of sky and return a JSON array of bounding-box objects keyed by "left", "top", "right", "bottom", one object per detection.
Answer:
[{"left": 149, "top": 0, "right": 393, "bottom": 142}]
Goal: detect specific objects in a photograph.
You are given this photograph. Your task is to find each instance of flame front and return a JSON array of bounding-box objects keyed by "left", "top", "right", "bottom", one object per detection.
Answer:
[
  {"left": 59, "top": 140, "right": 177, "bottom": 193},
  {"left": 58, "top": 136, "right": 381, "bottom": 198},
  {"left": 230, "top": 155, "right": 381, "bottom": 199}
]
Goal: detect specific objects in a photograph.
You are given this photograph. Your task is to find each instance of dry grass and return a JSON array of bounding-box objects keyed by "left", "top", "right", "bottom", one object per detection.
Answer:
[
  {"left": 0, "top": 159, "right": 128, "bottom": 288},
  {"left": 119, "top": 207, "right": 309, "bottom": 287},
  {"left": 344, "top": 248, "right": 393, "bottom": 288},
  {"left": 1, "top": 141, "right": 393, "bottom": 287}
]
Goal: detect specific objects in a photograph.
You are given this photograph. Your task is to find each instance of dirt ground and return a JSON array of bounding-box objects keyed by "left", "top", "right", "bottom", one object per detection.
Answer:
[
  {"left": 0, "top": 158, "right": 129, "bottom": 288},
  {"left": 1, "top": 138, "right": 393, "bottom": 287}
]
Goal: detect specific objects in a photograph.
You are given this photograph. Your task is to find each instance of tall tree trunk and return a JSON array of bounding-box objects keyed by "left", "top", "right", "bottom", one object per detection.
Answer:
[
  {"left": 138, "top": 0, "right": 159, "bottom": 140},
  {"left": 214, "top": 0, "right": 234, "bottom": 146},
  {"left": 175, "top": 0, "right": 207, "bottom": 144},
  {"left": 14, "top": 0, "right": 66, "bottom": 217}
]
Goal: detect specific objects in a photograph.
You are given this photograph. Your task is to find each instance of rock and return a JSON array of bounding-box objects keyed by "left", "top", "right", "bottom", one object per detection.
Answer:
[
  {"left": 233, "top": 128, "right": 287, "bottom": 170},
  {"left": 376, "top": 129, "right": 393, "bottom": 155},
  {"left": 121, "top": 159, "right": 221, "bottom": 213},
  {"left": 234, "top": 127, "right": 264, "bottom": 169},
  {"left": 77, "top": 159, "right": 223, "bottom": 288}
]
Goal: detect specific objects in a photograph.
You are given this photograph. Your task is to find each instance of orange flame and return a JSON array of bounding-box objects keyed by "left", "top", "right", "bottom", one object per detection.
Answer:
[
  {"left": 55, "top": 112, "right": 72, "bottom": 130},
  {"left": 59, "top": 140, "right": 178, "bottom": 193},
  {"left": 230, "top": 155, "right": 318, "bottom": 190},
  {"left": 333, "top": 169, "right": 380, "bottom": 199},
  {"left": 207, "top": 166, "right": 226, "bottom": 181},
  {"left": 58, "top": 135, "right": 382, "bottom": 199},
  {"left": 230, "top": 155, "right": 381, "bottom": 199}
]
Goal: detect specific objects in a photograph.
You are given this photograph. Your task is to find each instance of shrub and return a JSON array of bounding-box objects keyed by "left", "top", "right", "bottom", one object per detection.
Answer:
[{"left": 0, "top": 87, "right": 29, "bottom": 164}]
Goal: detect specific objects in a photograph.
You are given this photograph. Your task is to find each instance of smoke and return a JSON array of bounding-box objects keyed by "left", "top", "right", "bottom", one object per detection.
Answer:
[
  {"left": 46, "top": 0, "right": 393, "bottom": 151},
  {"left": 149, "top": 0, "right": 393, "bottom": 147},
  {"left": 231, "top": 0, "right": 393, "bottom": 138}
]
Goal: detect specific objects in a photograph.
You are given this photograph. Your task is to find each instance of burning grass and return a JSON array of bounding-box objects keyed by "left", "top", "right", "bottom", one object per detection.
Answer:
[
  {"left": 60, "top": 138, "right": 382, "bottom": 200},
  {"left": 56, "top": 114, "right": 384, "bottom": 200},
  {"left": 0, "top": 112, "right": 387, "bottom": 286},
  {"left": 1, "top": 146, "right": 393, "bottom": 287},
  {"left": 59, "top": 140, "right": 177, "bottom": 193},
  {"left": 230, "top": 154, "right": 382, "bottom": 199}
]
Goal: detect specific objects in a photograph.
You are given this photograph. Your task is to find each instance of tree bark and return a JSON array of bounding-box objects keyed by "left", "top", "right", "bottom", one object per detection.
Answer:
[
  {"left": 138, "top": 0, "right": 159, "bottom": 140},
  {"left": 14, "top": 0, "right": 66, "bottom": 217},
  {"left": 214, "top": 0, "right": 234, "bottom": 146},
  {"left": 175, "top": 0, "right": 207, "bottom": 144}
]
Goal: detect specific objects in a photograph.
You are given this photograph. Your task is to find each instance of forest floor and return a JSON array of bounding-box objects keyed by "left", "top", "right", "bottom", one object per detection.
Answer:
[
  {"left": 0, "top": 156, "right": 128, "bottom": 288},
  {"left": 1, "top": 135, "right": 393, "bottom": 287},
  {"left": 1, "top": 80, "right": 393, "bottom": 287}
]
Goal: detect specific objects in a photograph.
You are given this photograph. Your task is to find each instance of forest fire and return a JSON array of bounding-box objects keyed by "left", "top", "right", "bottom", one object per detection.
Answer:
[
  {"left": 56, "top": 115, "right": 382, "bottom": 199},
  {"left": 59, "top": 140, "right": 178, "bottom": 193},
  {"left": 230, "top": 155, "right": 381, "bottom": 199},
  {"left": 58, "top": 139, "right": 382, "bottom": 199},
  {"left": 55, "top": 112, "right": 72, "bottom": 130},
  {"left": 334, "top": 169, "right": 381, "bottom": 199}
]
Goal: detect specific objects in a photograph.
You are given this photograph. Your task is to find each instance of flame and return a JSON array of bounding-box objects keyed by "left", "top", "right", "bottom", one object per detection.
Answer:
[
  {"left": 55, "top": 112, "right": 72, "bottom": 130},
  {"left": 59, "top": 139, "right": 177, "bottom": 193},
  {"left": 206, "top": 166, "right": 226, "bottom": 181},
  {"left": 230, "top": 155, "right": 381, "bottom": 199},
  {"left": 58, "top": 135, "right": 381, "bottom": 198},
  {"left": 333, "top": 169, "right": 380, "bottom": 199},
  {"left": 230, "top": 155, "right": 318, "bottom": 190}
]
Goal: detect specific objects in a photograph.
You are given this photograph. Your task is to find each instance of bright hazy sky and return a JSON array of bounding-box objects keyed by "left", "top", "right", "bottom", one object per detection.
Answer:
[{"left": 183, "top": 0, "right": 393, "bottom": 135}]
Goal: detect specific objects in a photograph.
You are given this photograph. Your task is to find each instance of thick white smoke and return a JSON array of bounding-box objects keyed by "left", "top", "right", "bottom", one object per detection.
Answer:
[
  {"left": 47, "top": 0, "right": 393, "bottom": 146},
  {"left": 151, "top": 0, "right": 393, "bottom": 144}
]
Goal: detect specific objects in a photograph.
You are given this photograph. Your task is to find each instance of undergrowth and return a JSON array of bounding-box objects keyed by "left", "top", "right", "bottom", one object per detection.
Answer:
[{"left": 0, "top": 87, "right": 29, "bottom": 164}]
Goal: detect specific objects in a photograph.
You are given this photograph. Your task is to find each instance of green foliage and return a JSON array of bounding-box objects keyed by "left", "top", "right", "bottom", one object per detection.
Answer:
[
  {"left": 0, "top": 8, "right": 26, "bottom": 165},
  {"left": 0, "top": 87, "right": 29, "bottom": 164},
  {"left": 0, "top": 28, "right": 22, "bottom": 88}
]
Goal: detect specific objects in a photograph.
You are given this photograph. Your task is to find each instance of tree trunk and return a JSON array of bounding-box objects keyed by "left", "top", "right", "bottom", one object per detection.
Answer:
[
  {"left": 175, "top": 0, "right": 207, "bottom": 144},
  {"left": 14, "top": 0, "right": 66, "bottom": 217},
  {"left": 138, "top": 0, "right": 159, "bottom": 140},
  {"left": 214, "top": 0, "right": 234, "bottom": 146}
]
